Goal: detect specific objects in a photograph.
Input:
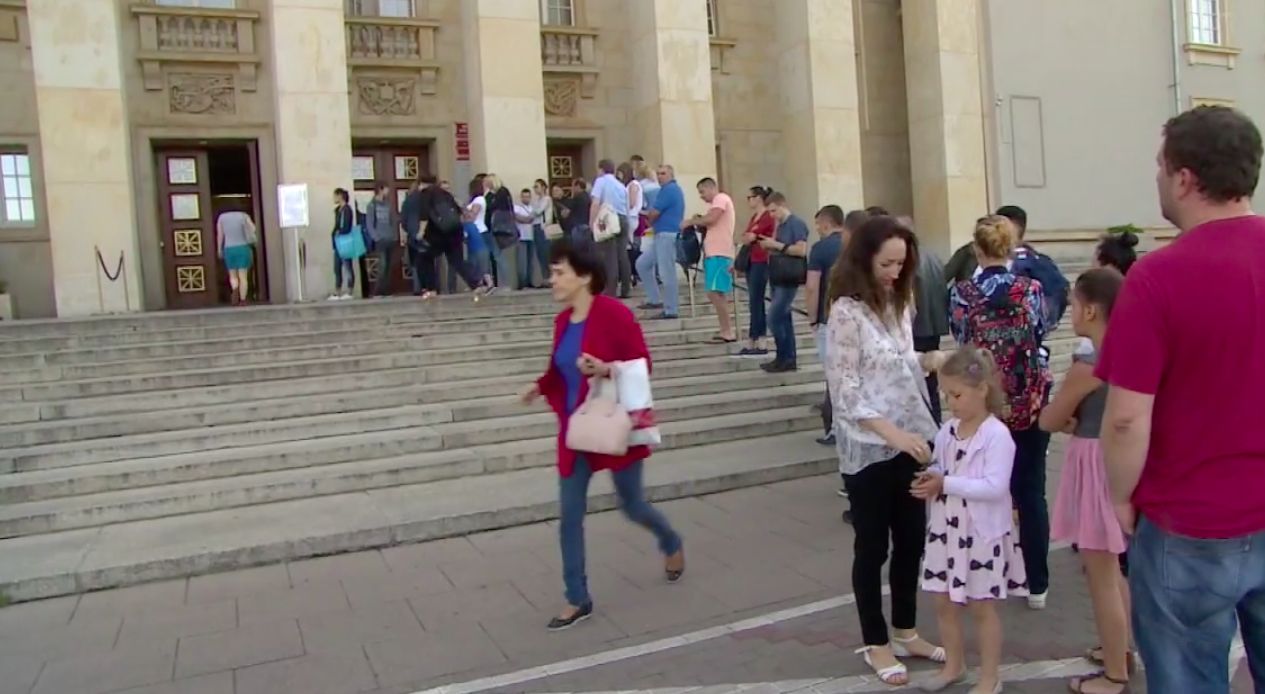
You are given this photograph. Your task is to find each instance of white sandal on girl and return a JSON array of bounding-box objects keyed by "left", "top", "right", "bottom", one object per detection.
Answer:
[
  {"left": 892, "top": 634, "right": 947, "bottom": 663},
  {"left": 856, "top": 646, "right": 908, "bottom": 685}
]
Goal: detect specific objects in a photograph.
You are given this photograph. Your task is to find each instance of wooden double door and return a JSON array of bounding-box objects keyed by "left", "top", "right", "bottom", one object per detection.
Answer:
[
  {"left": 351, "top": 145, "right": 429, "bottom": 296},
  {"left": 155, "top": 143, "right": 265, "bottom": 310},
  {"left": 547, "top": 143, "right": 584, "bottom": 189}
]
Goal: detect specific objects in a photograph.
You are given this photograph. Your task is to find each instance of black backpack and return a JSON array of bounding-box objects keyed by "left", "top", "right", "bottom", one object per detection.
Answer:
[
  {"left": 428, "top": 191, "right": 463, "bottom": 237},
  {"left": 676, "top": 226, "right": 703, "bottom": 268}
]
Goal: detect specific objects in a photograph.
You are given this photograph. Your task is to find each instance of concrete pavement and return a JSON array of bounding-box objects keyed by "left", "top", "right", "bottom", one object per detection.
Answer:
[{"left": 3, "top": 455, "right": 1255, "bottom": 694}]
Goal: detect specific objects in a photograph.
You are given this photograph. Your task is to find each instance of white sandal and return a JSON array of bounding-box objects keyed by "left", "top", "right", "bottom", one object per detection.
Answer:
[
  {"left": 856, "top": 646, "right": 908, "bottom": 685},
  {"left": 892, "top": 634, "right": 947, "bottom": 663}
]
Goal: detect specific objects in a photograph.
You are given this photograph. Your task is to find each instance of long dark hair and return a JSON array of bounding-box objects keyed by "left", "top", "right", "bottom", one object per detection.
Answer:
[{"left": 827, "top": 215, "right": 919, "bottom": 321}]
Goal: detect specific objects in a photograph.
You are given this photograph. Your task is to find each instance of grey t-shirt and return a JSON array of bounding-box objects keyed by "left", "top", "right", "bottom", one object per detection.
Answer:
[
  {"left": 1072, "top": 343, "right": 1108, "bottom": 439},
  {"left": 218, "top": 211, "right": 253, "bottom": 248}
]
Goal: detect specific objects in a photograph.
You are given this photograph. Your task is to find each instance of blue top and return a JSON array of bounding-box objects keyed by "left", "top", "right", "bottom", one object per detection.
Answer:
[
  {"left": 591, "top": 173, "right": 629, "bottom": 215},
  {"left": 776, "top": 214, "right": 811, "bottom": 246},
  {"left": 652, "top": 180, "right": 686, "bottom": 233},
  {"left": 808, "top": 232, "right": 844, "bottom": 324},
  {"left": 555, "top": 320, "right": 587, "bottom": 415},
  {"left": 639, "top": 178, "right": 661, "bottom": 211}
]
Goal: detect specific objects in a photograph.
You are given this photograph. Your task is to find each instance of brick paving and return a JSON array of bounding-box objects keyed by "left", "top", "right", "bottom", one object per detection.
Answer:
[{"left": 0, "top": 442, "right": 1254, "bottom": 694}]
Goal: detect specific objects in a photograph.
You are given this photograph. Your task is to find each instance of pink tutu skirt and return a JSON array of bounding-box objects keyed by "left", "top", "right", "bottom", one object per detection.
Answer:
[{"left": 1051, "top": 436, "right": 1127, "bottom": 554}]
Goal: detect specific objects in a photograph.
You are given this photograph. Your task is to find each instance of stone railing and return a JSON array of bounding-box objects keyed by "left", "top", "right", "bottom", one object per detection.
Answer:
[
  {"left": 540, "top": 26, "right": 598, "bottom": 99},
  {"left": 130, "top": 3, "right": 261, "bottom": 91},
  {"left": 345, "top": 16, "right": 441, "bottom": 95}
]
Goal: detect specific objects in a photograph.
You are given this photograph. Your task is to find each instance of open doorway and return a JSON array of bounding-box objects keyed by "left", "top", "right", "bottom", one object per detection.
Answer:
[{"left": 154, "top": 141, "right": 266, "bottom": 309}]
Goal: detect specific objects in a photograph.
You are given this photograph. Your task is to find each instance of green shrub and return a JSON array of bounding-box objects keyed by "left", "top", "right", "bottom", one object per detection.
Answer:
[{"left": 1106, "top": 224, "right": 1144, "bottom": 236}]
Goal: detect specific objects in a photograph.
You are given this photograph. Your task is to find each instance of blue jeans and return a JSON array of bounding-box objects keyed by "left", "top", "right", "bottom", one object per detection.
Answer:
[
  {"left": 532, "top": 224, "right": 551, "bottom": 280},
  {"left": 634, "top": 232, "right": 679, "bottom": 316},
  {"left": 333, "top": 258, "right": 355, "bottom": 291},
  {"left": 1130, "top": 517, "right": 1265, "bottom": 693},
  {"left": 769, "top": 284, "right": 798, "bottom": 364},
  {"left": 558, "top": 456, "right": 682, "bottom": 607},
  {"left": 746, "top": 261, "right": 768, "bottom": 339},
  {"left": 481, "top": 231, "right": 505, "bottom": 286}
]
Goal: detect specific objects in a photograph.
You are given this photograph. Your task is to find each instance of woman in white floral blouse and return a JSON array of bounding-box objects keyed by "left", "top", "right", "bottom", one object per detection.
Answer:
[{"left": 824, "top": 215, "right": 948, "bottom": 686}]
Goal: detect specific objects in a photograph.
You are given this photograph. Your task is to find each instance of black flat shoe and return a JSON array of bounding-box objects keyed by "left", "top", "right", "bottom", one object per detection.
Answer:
[
  {"left": 816, "top": 434, "right": 836, "bottom": 446},
  {"left": 546, "top": 602, "right": 593, "bottom": 631}
]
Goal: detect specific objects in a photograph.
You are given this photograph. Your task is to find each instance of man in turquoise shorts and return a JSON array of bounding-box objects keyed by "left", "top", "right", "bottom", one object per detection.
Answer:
[{"left": 684, "top": 177, "right": 737, "bottom": 343}]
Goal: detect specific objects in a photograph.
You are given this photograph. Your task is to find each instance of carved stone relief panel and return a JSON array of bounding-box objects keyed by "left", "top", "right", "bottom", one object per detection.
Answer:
[
  {"left": 543, "top": 78, "right": 580, "bottom": 117},
  {"left": 168, "top": 73, "right": 236, "bottom": 115},
  {"left": 357, "top": 77, "right": 417, "bottom": 116}
]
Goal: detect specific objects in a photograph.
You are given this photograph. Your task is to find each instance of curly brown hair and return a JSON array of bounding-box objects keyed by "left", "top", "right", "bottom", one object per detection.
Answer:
[{"left": 826, "top": 215, "right": 919, "bottom": 321}]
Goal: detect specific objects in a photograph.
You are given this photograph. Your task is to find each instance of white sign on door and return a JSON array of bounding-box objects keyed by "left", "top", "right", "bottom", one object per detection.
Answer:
[{"left": 277, "top": 183, "right": 310, "bottom": 228}]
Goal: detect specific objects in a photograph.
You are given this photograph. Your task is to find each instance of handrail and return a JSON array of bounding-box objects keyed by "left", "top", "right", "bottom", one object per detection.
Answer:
[{"left": 94, "top": 246, "right": 132, "bottom": 313}]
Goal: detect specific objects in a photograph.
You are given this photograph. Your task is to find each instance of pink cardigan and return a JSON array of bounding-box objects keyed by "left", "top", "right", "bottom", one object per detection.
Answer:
[
  {"left": 931, "top": 415, "right": 1017, "bottom": 543},
  {"left": 535, "top": 295, "right": 652, "bottom": 477}
]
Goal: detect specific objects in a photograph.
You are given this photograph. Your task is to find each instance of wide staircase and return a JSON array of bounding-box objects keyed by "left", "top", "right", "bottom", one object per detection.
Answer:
[{"left": 0, "top": 280, "right": 1085, "bottom": 603}]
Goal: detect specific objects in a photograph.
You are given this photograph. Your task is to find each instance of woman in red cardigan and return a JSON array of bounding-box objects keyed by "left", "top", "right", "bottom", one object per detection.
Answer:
[{"left": 521, "top": 239, "right": 685, "bottom": 631}]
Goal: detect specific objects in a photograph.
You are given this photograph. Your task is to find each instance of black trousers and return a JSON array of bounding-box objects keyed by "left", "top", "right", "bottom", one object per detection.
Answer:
[
  {"left": 1011, "top": 423, "right": 1051, "bottom": 594},
  {"left": 845, "top": 453, "right": 927, "bottom": 646},
  {"left": 417, "top": 241, "right": 482, "bottom": 293},
  {"left": 913, "top": 335, "right": 943, "bottom": 426}
]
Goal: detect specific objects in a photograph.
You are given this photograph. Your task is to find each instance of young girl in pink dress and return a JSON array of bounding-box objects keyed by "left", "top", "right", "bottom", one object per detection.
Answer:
[
  {"left": 912, "top": 347, "right": 1027, "bottom": 694},
  {"left": 1041, "top": 268, "right": 1130, "bottom": 694}
]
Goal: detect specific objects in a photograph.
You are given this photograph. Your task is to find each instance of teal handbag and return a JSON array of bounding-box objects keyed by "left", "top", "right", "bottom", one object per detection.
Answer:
[{"left": 335, "top": 225, "right": 367, "bottom": 260}]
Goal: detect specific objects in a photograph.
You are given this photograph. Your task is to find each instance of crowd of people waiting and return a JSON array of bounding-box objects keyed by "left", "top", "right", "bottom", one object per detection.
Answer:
[{"left": 519, "top": 105, "right": 1265, "bottom": 694}]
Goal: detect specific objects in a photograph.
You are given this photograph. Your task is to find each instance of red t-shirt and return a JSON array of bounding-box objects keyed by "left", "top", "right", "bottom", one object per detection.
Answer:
[
  {"left": 745, "top": 211, "right": 776, "bottom": 263},
  {"left": 1095, "top": 215, "right": 1265, "bottom": 538}
]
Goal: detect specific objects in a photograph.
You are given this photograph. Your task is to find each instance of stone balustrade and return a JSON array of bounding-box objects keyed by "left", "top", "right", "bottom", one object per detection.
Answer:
[
  {"left": 540, "top": 26, "right": 599, "bottom": 99},
  {"left": 130, "top": 3, "right": 260, "bottom": 91},
  {"left": 344, "top": 16, "right": 440, "bottom": 95}
]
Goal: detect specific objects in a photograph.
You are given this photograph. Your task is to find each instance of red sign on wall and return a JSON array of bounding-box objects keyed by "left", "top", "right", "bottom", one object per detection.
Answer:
[{"left": 455, "top": 122, "right": 470, "bottom": 162}]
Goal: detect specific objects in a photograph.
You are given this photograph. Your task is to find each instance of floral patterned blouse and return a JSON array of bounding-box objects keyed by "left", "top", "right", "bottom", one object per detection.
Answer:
[{"left": 824, "top": 297, "right": 939, "bottom": 475}]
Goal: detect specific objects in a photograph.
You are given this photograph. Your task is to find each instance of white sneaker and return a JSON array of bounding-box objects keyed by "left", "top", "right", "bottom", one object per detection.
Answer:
[
  {"left": 326, "top": 294, "right": 341, "bottom": 302},
  {"left": 1027, "top": 591, "right": 1048, "bottom": 610},
  {"left": 339, "top": 292, "right": 354, "bottom": 300}
]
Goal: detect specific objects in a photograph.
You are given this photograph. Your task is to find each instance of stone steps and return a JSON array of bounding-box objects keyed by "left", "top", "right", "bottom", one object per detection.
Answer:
[
  {"left": 0, "top": 277, "right": 1089, "bottom": 603},
  {"left": 0, "top": 432, "right": 838, "bottom": 602},
  {"left": 0, "top": 403, "right": 825, "bottom": 538}
]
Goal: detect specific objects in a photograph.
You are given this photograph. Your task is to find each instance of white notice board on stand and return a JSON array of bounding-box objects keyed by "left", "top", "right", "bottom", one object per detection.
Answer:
[{"left": 277, "top": 184, "right": 310, "bottom": 301}]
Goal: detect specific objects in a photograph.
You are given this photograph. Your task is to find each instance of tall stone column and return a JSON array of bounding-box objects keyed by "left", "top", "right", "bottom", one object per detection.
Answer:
[
  {"left": 269, "top": 0, "right": 353, "bottom": 301},
  {"left": 460, "top": 0, "right": 548, "bottom": 191},
  {"left": 902, "top": 0, "right": 988, "bottom": 256},
  {"left": 629, "top": 1, "right": 716, "bottom": 212},
  {"left": 776, "top": 0, "right": 866, "bottom": 220},
  {"left": 28, "top": 0, "right": 142, "bottom": 316}
]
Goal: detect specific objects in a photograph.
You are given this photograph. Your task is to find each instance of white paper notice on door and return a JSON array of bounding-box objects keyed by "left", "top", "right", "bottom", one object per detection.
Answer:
[{"left": 277, "top": 183, "right": 309, "bottom": 228}]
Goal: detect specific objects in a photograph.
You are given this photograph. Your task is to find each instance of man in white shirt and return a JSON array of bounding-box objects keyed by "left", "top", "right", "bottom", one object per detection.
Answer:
[
  {"left": 589, "top": 159, "right": 632, "bottom": 297},
  {"left": 514, "top": 189, "right": 538, "bottom": 290}
]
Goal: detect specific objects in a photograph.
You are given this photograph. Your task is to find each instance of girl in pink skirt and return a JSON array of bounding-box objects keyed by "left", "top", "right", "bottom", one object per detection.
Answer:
[
  {"left": 912, "top": 347, "right": 1027, "bottom": 694},
  {"left": 1040, "top": 268, "right": 1130, "bottom": 694}
]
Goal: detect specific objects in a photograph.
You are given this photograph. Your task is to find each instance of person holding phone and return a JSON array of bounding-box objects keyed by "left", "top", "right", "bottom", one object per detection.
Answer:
[{"left": 822, "top": 215, "right": 943, "bottom": 686}]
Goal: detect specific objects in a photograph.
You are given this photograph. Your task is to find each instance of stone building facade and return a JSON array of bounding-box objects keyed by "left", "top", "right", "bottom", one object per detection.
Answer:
[{"left": 0, "top": 0, "right": 1259, "bottom": 318}]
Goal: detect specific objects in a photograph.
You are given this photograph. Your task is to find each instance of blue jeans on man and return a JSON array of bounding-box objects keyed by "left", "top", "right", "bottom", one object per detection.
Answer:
[
  {"left": 1129, "top": 517, "right": 1265, "bottom": 693},
  {"left": 634, "top": 232, "right": 680, "bottom": 317},
  {"left": 558, "top": 457, "right": 682, "bottom": 607},
  {"left": 769, "top": 285, "right": 798, "bottom": 365}
]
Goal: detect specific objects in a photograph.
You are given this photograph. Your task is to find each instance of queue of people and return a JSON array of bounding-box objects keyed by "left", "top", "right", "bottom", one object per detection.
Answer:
[{"left": 512, "top": 106, "right": 1264, "bottom": 694}]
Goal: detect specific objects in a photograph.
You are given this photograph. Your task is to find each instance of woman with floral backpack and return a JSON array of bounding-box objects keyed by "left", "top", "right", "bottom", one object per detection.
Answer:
[{"left": 949, "top": 215, "right": 1053, "bottom": 612}]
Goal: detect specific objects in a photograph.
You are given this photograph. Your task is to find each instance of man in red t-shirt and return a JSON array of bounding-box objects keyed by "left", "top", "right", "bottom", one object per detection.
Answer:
[{"left": 1096, "top": 105, "right": 1265, "bottom": 692}]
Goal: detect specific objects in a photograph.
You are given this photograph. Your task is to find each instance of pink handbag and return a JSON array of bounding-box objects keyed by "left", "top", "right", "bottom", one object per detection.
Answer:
[{"left": 565, "top": 378, "right": 632, "bottom": 456}]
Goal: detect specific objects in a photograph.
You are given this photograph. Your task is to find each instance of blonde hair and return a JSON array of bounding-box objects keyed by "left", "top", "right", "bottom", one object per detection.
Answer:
[
  {"left": 484, "top": 174, "right": 502, "bottom": 192},
  {"left": 973, "top": 214, "right": 1016, "bottom": 260},
  {"left": 940, "top": 346, "right": 1009, "bottom": 418},
  {"left": 634, "top": 161, "right": 654, "bottom": 180}
]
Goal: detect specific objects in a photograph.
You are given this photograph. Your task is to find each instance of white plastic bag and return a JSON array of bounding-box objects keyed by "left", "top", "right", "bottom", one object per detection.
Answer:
[{"left": 613, "top": 358, "right": 661, "bottom": 446}]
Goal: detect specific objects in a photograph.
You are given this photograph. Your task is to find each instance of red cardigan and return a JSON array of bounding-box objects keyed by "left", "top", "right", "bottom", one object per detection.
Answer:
[{"left": 536, "top": 294, "right": 652, "bottom": 477}]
